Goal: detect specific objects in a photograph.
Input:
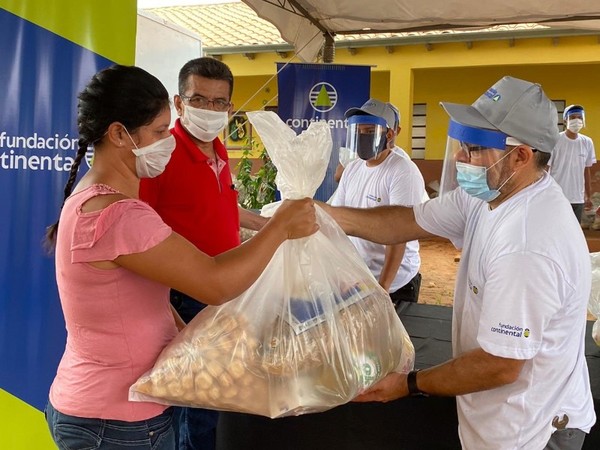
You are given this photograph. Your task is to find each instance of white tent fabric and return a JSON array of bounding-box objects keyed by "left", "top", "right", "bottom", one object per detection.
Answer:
[{"left": 242, "top": 0, "right": 600, "bottom": 61}]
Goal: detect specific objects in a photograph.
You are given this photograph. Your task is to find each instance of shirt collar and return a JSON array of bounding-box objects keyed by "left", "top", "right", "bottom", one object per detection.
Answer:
[{"left": 172, "top": 119, "right": 229, "bottom": 163}]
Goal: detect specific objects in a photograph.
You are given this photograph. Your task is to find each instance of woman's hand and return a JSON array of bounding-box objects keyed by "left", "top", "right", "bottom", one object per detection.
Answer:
[{"left": 271, "top": 198, "right": 319, "bottom": 239}]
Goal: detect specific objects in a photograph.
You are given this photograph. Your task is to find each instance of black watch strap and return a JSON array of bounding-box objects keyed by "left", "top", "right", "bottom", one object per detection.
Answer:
[{"left": 407, "top": 369, "right": 427, "bottom": 396}]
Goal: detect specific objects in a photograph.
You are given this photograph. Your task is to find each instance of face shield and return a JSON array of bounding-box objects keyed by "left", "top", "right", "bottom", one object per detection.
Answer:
[
  {"left": 439, "top": 120, "right": 514, "bottom": 197},
  {"left": 564, "top": 106, "right": 585, "bottom": 132},
  {"left": 345, "top": 115, "right": 388, "bottom": 161}
]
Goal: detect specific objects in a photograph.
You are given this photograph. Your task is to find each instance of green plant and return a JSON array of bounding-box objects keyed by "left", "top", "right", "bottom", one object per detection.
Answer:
[{"left": 234, "top": 136, "right": 278, "bottom": 210}]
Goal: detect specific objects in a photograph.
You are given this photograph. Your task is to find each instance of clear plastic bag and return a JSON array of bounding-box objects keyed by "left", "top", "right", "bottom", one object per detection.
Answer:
[
  {"left": 589, "top": 252, "right": 600, "bottom": 346},
  {"left": 129, "top": 111, "right": 415, "bottom": 418}
]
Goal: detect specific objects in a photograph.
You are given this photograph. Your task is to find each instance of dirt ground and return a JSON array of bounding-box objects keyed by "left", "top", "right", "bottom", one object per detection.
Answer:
[
  {"left": 418, "top": 237, "right": 458, "bottom": 307},
  {"left": 418, "top": 236, "right": 598, "bottom": 323}
]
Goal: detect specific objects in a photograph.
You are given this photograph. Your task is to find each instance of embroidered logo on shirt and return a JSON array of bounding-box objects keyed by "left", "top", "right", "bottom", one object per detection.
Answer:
[
  {"left": 366, "top": 194, "right": 382, "bottom": 203},
  {"left": 468, "top": 278, "right": 479, "bottom": 295},
  {"left": 490, "top": 322, "right": 529, "bottom": 338}
]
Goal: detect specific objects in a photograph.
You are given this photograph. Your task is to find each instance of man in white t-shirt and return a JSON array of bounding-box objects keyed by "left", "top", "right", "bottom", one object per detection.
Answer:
[
  {"left": 548, "top": 104, "right": 596, "bottom": 222},
  {"left": 331, "top": 99, "right": 427, "bottom": 305},
  {"left": 325, "top": 77, "right": 595, "bottom": 450}
]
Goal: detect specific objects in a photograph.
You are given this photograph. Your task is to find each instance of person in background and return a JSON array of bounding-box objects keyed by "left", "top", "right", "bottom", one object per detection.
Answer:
[
  {"left": 331, "top": 99, "right": 427, "bottom": 306},
  {"left": 327, "top": 146, "right": 356, "bottom": 204},
  {"left": 548, "top": 104, "right": 596, "bottom": 223},
  {"left": 139, "top": 57, "right": 266, "bottom": 450},
  {"left": 324, "top": 76, "right": 595, "bottom": 449},
  {"left": 333, "top": 146, "right": 357, "bottom": 183},
  {"left": 44, "top": 64, "right": 317, "bottom": 450}
]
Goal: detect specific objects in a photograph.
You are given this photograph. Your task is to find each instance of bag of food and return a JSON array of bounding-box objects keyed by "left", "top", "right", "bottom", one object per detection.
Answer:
[
  {"left": 589, "top": 252, "right": 600, "bottom": 346},
  {"left": 130, "top": 111, "right": 415, "bottom": 418}
]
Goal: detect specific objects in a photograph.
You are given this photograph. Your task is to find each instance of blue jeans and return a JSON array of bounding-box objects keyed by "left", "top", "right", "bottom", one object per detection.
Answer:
[
  {"left": 170, "top": 290, "right": 218, "bottom": 450},
  {"left": 174, "top": 406, "right": 218, "bottom": 450},
  {"left": 45, "top": 401, "right": 175, "bottom": 450}
]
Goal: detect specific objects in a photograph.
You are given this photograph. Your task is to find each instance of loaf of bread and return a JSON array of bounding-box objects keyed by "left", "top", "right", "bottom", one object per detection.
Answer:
[
  {"left": 133, "top": 311, "right": 270, "bottom": 415},
  {"left": 131, "top": 279, "right": 413, "bottom": 417}
]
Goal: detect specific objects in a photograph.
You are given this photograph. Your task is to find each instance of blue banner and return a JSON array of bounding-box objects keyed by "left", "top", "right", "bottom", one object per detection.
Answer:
[
  {"left": 277, "top": 63, "right": 370, "bottom": 201},
  {"left": 0, "top": 7, "right": 113, "bottom": 412}
]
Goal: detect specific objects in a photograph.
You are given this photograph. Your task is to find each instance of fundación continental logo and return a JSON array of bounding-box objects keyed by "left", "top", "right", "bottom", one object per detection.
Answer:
[
  {"left": 309, "top": 82, "right": 338, "bottom": 113},
  {"left": 85, "top": 145, "right": 95, "bottom": 168}
]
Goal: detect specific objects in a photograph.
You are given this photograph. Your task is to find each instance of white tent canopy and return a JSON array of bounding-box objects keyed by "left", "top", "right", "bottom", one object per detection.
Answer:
[{"left": 242, "top": 0, "right": 600, "bottom": 61}]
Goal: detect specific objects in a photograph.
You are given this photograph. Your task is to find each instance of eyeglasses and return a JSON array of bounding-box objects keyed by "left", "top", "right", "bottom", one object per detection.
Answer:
[
  {"left": 180, "top": 94, "right": 231, "bottom": 112},
  {"left": 459, "top": 141, "right": 488, "bottom": 159},
  {"left": 459, "top": 141, "right": 524, "bottom": 157}
]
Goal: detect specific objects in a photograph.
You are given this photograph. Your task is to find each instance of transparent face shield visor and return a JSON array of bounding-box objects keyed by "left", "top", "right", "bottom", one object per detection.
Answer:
[
  {"left": 439, "top": 120, "right": 514, "bottom": 197},
  {"left": 564, "top": 107, "right": 586, "bottom": 128},
  {"left": 345, "top": 115, "right": 388, "bottom": 161}
]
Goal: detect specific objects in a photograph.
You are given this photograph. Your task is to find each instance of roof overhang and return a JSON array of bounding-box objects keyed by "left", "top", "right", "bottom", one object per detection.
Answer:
[{"left": 241, "top": 0, "right": 600, "bottom": 61}]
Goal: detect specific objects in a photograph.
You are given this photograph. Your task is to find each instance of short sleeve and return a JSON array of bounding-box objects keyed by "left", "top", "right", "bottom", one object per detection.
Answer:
[
  {"left": 71, "top": 200, "right": 172, "bottom": 263},
  {"left": 414, "top": 187, "right": 468, "bottom": 248},
  {"left": 586, "top": 138, "right": 596, "bottom": 166},
  {"left": 477, "top": 252, "right": 563, "bottom": 359},
  {"left": 388, "top": 162, "right": 426, "bottom": 207},
  {"left": 330, "top": 160, "right": 356, "bottom": 207}
]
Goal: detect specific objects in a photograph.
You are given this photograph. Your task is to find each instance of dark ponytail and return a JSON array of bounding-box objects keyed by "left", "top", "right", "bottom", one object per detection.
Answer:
[{"left": 44, "top": 65, "right": 169, "bottom": 251}]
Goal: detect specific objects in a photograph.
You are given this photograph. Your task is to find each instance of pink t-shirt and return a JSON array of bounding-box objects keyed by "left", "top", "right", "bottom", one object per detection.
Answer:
[{"left": 49, "top": 184, "right": 178, "bottom": 421}]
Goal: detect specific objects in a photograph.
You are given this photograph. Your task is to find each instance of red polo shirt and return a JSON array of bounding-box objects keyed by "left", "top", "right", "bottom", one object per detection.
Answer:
[{"left": 139, "top": 119, "right": 240, "bottom": 256}]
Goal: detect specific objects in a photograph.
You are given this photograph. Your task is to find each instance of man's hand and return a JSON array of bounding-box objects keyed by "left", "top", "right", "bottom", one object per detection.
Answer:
[{"left": 353, "top": 372, "right": 408, "bottom": 403}]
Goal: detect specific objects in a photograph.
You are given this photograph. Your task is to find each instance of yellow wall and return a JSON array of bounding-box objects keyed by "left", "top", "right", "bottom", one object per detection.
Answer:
[
  {"left": 220, "top": 34, "right": 600, "bottom": 160},
  {"left": 414, "top": 64, "right": 600, "bottom": 159}
]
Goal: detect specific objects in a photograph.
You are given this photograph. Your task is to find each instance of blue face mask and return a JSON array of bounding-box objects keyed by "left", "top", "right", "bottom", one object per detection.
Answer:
[{"left": 455, "top": 150, "right": 516, "bottom": 202}]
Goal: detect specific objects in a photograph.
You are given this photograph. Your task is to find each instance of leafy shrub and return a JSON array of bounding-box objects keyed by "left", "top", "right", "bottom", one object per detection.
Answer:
[{"left": 234, "top": 137, "right": 277, "bottom": 210}]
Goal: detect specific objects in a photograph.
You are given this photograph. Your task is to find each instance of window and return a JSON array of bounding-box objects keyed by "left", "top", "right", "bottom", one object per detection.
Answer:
[
  {"left": 553, "top": 100, "right": 566, "bottom": 131},
  {"left": 411, "top": 103, "right": 426, "bottom": 159}
]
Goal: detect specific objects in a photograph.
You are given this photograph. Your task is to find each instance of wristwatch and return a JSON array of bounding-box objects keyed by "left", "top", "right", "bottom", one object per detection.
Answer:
[{"left": 407, "top": 369, "right": 428, "bottom": 396}]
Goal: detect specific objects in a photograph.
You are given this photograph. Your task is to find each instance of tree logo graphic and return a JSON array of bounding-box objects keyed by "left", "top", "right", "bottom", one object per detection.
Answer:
[
  {"left": 308, "top": 82, "right": 338, "bottom": 112},
  {"left": 84, "top": 145, "right": 94, "bottom": 168}
]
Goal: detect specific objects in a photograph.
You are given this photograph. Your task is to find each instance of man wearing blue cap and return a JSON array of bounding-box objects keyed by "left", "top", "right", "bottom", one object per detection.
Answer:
[
  {"left": 331, "top": 99, "right": 427, "bottom": 306},
  {"left": 548, "top": 104, "right": 596, "bottom": 223},
  {"left": 323, "top": 77, "right": 595, "bottom": 449}
]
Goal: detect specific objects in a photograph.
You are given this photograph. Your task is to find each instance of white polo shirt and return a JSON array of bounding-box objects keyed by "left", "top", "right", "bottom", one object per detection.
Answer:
[{"left": 414, "top": 172, "right": 596, "bottom": 449}]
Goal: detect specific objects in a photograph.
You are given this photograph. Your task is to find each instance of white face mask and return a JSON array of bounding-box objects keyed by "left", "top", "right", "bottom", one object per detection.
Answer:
[
  {"left": 567, "top": 118, "right": 583, "bottom": 134},
  {"left": 181, "top": 105, "right": 228, "bottom": 142},
  {"left": 125, "top": 129, "right": 176, "bottom": 178}
]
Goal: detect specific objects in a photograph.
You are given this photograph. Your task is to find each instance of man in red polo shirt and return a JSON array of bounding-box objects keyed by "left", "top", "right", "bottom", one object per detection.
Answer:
[{"left": 139, "top": 57, "right": 266, "bottom": 450}]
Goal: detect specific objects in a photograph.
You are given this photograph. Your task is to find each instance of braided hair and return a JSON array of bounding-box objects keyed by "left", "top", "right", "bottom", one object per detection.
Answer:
[{"left": 44, "top": 65, "right": 169, "bottom": 250}]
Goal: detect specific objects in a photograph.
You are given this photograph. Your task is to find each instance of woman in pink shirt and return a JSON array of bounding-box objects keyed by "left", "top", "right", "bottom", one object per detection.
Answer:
[{"left": 43, "top": 65, "right": 317, "bottom": 450}]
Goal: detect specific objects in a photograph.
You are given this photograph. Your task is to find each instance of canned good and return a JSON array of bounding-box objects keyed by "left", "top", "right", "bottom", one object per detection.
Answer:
[{"left": 355, "top": 352, "right": 382, "bottom": 388}]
